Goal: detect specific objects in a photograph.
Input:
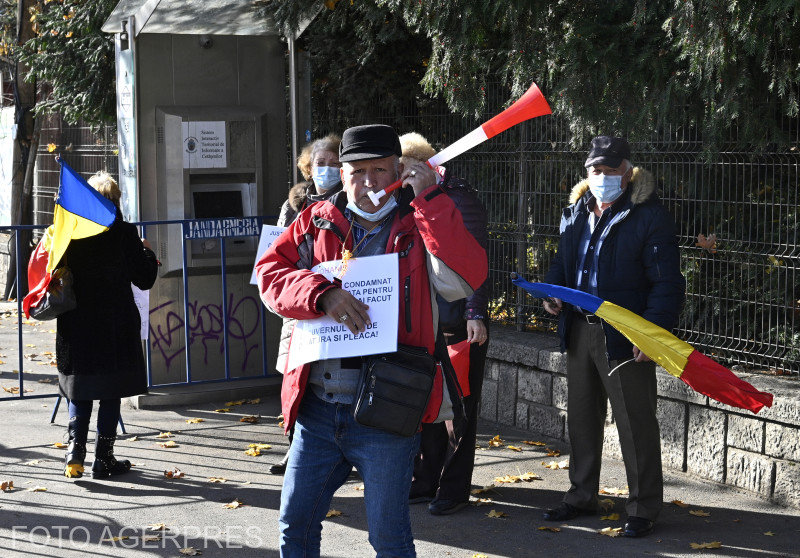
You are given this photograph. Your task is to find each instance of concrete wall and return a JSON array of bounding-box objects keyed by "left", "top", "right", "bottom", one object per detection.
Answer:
[{"left": 480, "top": 326, "right": 800, "bottom": 509}]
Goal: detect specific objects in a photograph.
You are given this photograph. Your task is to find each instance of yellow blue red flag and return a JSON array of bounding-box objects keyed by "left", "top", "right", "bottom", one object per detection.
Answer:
[
  {"left": 23, "top": 158, "right": 116, "bottom": 317},
  {"left": 512, "top": 276, "right": 774, "bottom": 414}
]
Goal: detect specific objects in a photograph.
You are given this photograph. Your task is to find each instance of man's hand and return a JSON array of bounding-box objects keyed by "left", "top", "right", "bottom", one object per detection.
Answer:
[
  {"left": 318, "top": 288, "right": 370, "bottom": 334},
  {"left": 466, "top": 319, "right": 487, "bottom": 345},
  {"left": 632, "top": 346, "right": 652, "bottom": 363},
  {"left": 401, "top": 162, "right": 438, "bottom": 197},
  {"left": 543, "top": 297, "right": 562, "bottom": 315}
]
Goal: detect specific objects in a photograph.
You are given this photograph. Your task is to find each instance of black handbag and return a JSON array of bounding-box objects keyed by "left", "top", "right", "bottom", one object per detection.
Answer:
[
  {"left": 29, "top": 266, "right": 77, "bottom": 320},
  {"left": 352, "top": 344, "right": 437, "bottom": 437}
]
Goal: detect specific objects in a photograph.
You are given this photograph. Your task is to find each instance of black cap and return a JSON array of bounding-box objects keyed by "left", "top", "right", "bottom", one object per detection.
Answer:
[
  {"left": 339, "top": 124, "right": 402, "bottom": 162},
  {"left": 584, "top": 136, "right": 631, "bottom": 168}
]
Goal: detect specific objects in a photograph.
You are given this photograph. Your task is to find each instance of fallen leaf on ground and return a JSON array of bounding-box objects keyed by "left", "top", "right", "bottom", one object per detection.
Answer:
[
  {"left": 164, "top": 467, "right": 185, "bottom": 479},
  {"left": 523, "top": 440, "right": 546, "bottom": 446},
  {"left": 486, "top": 509, "right": 508, "bottom": 518},
  {"left": 601, "top": 513, "right": 621, "bottom": 521},
  {"left": 671, "top": 499, "right": 690, "bottom": 508},
  {"left": 225, "top": 400, "right": 245, "bottom": 406},
  {"left": 488, "top": 435, "right": 505, "bottom": 447},
  {"left": 473, "top": 498, "right": 492, "bottom": 506},
  {"left": 208, "top": 477, "right": 227, "bottom": 483},
  {"left": 240, "top": 415, "right": 259, "bottom": 423},
  {"left": 127, "top": 436, "right": 139, "bottom": 442},
  {"left": 506, "top": 445, "right": 522, "bottom": 452},
  {"left": 472, "top": 554, "right": 488, "bottom": 558},
  {"left": 546, "top": 449, "right": 561, "bottom": 457},
  {"left": 3, "top": 386, "right": 19, "bottom": 394},
  {"left": 148, "top": 523, "right": 168, "bottom": 531},
  {"left": 179, "top": 548, "right": 202, "bottom": 556},
  {"left": 494, "top": 475, "right": 522, "bottom": 484},
  {"left": 519, "top": 472, "right": 541, "bottom": 481},
  {"left": 689, "top": 541, "right": 722, "bottom": 549},
  {"left": 471, "top": 485, "right": 494, "bottom": 494},
  {"left": 248, "top": 443, "right": 272, "bottom": 450},
  {"left": 598, "top": 498, "right": 615, "bottom": 512},
  {"left": 542, "top": 459, "right": 569, "bottom": 470},
  {"left": 599, "top": 486, "right": 629, "bottom": 495},
  {"left": 157, "top": 440, "right": 177, "bottom": 448},
  {"left": 689, "top": 510, "right": 711, "bottom": 517},
  {"left": 244, "top": 447, "right": 261, "bottom": 456},
  {"left": 246, "top": 398, "right": 261, "bottom": 404},
  {"left": 354, "top": 484, "right": 364, "bottom": 491},
  {"left": 598, "top": 527, "right": 623, "bottom": 537},
  {"left": 101, "top": 536, "right": 130, "bottom": 542},
  {"left": 326, "top": 509, "right": 343, "bottom": 518},
  {"left": 538, "top": 526, "right": 561, "bottom": 532},
  {"left": 52, "top": 442, "right": 67, "bottom": 449},
  {"left": 156, "top": 432, "right": 174, "bottom": 438},
  {"left": 1, "top": 480, "right": 14, "bottom": 491},
  {"left": 27, "top": 486, "right": 47, "bottom": 492},
  {"left": 764, "top": 531, "right": 775, "bottom": 536},
  {"left": 185, "top": 418, "right": 204, "bottom": 424},
  {"left": 214, "top": 408, "right": 231, "bottom": 413},
  {"left": 223, "top": 499, "right": 244, "bottom": 509}
]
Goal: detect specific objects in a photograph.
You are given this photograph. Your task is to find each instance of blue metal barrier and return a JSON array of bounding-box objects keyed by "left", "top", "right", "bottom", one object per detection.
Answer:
[{"left": 0, "top": 217, "right": 277, "bottom": 418}]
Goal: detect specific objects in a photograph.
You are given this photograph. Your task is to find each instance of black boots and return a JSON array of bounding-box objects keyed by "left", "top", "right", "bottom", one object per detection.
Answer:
[
  {"left": 269, "top": 450, "right": 290, "bottom": 475},
  {"left": 91, "top": 434, "right": 131, "bottom": 479},
  {"left": 64, "top": 418, "right": 88, "bottom": 479}
]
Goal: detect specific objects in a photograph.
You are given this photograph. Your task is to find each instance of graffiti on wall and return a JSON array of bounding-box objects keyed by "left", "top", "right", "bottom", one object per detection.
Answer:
[{"left": 149, "top": 293, "right": 261, "bottom": 373}]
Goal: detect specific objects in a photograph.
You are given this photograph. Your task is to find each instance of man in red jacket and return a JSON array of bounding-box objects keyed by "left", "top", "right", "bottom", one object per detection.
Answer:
[{"left": 257, "top": 124, "right": 487, "bottom": 557}]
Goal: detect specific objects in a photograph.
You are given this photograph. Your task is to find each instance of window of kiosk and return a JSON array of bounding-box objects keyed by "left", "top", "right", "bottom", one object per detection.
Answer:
[{"left": 192, "top": 190, "right": 245, "bottom": 218}]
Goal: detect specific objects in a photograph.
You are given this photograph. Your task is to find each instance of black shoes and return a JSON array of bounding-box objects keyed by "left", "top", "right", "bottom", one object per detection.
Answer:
[
  {"left": 623, "top": 516, "right": 655, "bottom": 538},
  {"left": 269, "top": 452, "right": 290, "bottom": 475},
  {"left": 542, "top": 502, "right": 595, "bottom": 521},
  {"left": 92, "top": 435, "right": 131, "bottom": 479},
  {"left": 428, "top": 498, "right": 469, "bottom": 516}
]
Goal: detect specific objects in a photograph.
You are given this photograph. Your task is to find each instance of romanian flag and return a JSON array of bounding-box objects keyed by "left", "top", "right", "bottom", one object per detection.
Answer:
[
  {"left": 22, "top": 158, "right": 116, "bottom": 317},
  {"left": 512, "top": 276, "right": 774, "bottom": 414}
]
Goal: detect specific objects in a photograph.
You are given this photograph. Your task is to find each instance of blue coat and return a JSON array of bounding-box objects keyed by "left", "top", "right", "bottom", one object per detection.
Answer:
[{"left": 544, "top": 167, "right": 685, "bottom": 362}]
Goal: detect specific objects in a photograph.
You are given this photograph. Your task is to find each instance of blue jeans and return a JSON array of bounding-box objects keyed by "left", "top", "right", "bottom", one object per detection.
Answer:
[{"left": 279, "top": 393, "right": 421, "bottom": 558}]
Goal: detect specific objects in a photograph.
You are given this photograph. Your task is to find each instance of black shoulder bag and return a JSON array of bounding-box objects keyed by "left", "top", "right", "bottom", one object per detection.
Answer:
[{"left": 352, "top": 344, "right": 437, "bottom": 437}]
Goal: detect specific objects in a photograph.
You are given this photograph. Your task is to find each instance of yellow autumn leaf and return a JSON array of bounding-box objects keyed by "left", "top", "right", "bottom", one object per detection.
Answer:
[
  {"left": 494, "top": 475, "right": 521, "bottom": 484},
  {"left": 214, "top": 408, "right": 231, "bottom": 413},
  {"left": 689, "top": 510, "right": 711, "bottom": 517},
  {"left": 600, "top": 513, "right": 621, "bottom": 521},
  {"left": 546, "top": 449, "right": 561, "bottom": 457},
  {"left": 148, "top": 523, "right": 168, "bottom": 531},
  {"left": 689, "top": 541, "right": 722, "bottom": 549},
  {"left": 471, "top": 485, "right": 494, "bottom": 494},
  {"left": 185, "top": 418, "right": 204, "bottom": 424},
  {"left": 225, "top": 400, "right": 245, "bottom": 406},
  {"left": 1, "top": 480, "right": 14, "bottom": 491},
  {"left": 157, "top": 440, "right": 177, "bottom": 448},
  {"left": 541, "top": 460, "right": 569, "bottom": 470},
  {"left": 208, "top": 477, "right": 227, "bottom": 483},
  {"left": 326, "top": 509, "right": 343, "bottom": 518},
  {"left": 472, "top": 554, "right": 489, "bottom": 558},
  {"left": 52, "top": 442, "right": 67, "bottom": 448},
  {"left": 474, "top": 497, "right": 492, "bottom": 506},
  {"left": 598, "top": 498, "right": 615, "bottom": 512},
  {"left": 506, "top": 445, "right": 522, "bottom": 452},
  {"left": 487, "top": 435, "right": 504, "bottom": 447},
  {"left": 522, "top": 440, "right": 546, "bottom": 446},
  {"left": 223, "top": 499, "right": 244, "bottom": 509},
  {"left": 599, "top": 486, "right": 629, "bottom": 495},
  {"left": 248, "top": 443, "right": 272, "bottom": 450},
  {"left": 519, "top": 472, "right": 541, "bottom": 481},
  {"left": 537, "top": 526, "right": 561, "bottom": 532},
  {"left": 598, "top": 527, "right": 622, "bottom": 537},
  {"left": 47, "top": 143, "right": 57, "bottom": 152},
  {"left": 239, "top": 415, "right": 259, "bottom": 423},
  {"left": 671, "top": 499, "right": 690, "bottom": 508},
  {"left": 101, "top": 536, "right": 130, "bottom": 542},
  {"left": 246, "top": 398, "right": 261, "bottom": 404},
  {"left": 244, "top": 448, "right": 261, "bottom": 456},
  {"left": 27, "top": 486, "right": 47, "bottom": 492},
  {"left": 156, "top": 432, "right": 174, "bottom": 438},
  {"left": 763, "top": 531, "right": 775, "bottom": 536},
  {"left": 486, "top": 509, "right": 508, "bottom": 518},
  {"left": 179, "top": 548, "right": 202, "bottom": 556}
]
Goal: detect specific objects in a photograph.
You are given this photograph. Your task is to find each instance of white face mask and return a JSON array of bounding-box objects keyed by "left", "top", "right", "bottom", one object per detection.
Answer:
[
  {"left": 588, "top": 173, "right": 624, "bottom": 203},
  {"left": 347, "top": 195, "right": 398, "bottom": 222},
  {"left": 312, "top": 166, "right": 341, "bottom": 191}
]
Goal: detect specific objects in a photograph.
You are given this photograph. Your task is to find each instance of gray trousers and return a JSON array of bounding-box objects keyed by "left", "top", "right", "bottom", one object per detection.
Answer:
[{"left": 563, "top": 316, "right": 663, "bottom": 521}]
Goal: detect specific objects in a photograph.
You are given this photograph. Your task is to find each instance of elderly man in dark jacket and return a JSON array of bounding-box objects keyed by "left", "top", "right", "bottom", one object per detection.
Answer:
[{"left": 542, "top": 136, "right": 685, "bottom": 538}]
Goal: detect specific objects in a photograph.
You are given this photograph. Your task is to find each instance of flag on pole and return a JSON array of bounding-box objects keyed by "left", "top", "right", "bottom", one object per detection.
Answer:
[
  {"left": 512, "top": 276, "right": 774, "bottom": 414},
  {"left": 22, "top": 158, "right": 117, "bottom": 317}
]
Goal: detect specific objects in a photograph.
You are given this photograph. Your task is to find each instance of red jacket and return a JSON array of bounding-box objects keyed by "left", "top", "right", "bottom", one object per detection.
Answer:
[{"left": 257, "top": 185, "right": 487, "bottom": 431}]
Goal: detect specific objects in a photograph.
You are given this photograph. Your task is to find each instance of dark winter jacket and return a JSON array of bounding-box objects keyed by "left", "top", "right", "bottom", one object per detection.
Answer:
[
  {"left": 544, "top": 167, "right": 685, "bottom": 362},
  {"left": 277, "top": 180, "right": 343, "bottom": 227},
  {"left": 56, "top": 214, "right": 158, "bottom": 400}
]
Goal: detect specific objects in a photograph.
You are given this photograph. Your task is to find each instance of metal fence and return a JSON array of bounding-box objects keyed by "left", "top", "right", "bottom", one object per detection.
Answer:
[{"left": 313, "top": 85, "right": 800, "bottom": 375}]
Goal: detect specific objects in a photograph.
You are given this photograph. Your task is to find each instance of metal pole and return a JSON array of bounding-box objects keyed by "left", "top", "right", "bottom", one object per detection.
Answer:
[{"left": 288, "top": 34, "right": 299, "bottom": 183}]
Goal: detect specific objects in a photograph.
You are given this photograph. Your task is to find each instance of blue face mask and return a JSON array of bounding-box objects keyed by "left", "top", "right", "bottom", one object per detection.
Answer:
[
  {"left": 312, "top": 166, "right": 341, "bottom": 191},
  {"left": 347, "top": 195, "right": 398, "bottom": 222},
  {"left": 588, "top": 173, "right": 624, "bottom": 203}
]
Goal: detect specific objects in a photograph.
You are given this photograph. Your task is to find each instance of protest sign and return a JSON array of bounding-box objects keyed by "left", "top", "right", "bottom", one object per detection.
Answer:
[
  {"left": 285, "top": 253, "right": 399, "bottom": 371},
  {"left": 249, "top": 225, "right": 287, "bottom": 284}
]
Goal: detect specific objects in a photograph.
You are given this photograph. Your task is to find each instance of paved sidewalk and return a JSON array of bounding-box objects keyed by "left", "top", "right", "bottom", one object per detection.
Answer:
[
  {"left": 0, "top": 303, "right": 799, "bottom": 557},
  {"left": 1, "top": 395, "right": 799, "bottom": 558}
]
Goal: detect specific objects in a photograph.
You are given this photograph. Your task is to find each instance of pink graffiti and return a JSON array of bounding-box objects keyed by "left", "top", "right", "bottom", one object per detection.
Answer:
[{"left": 149, "top": 293, "right": 261, "bottom": 373}]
